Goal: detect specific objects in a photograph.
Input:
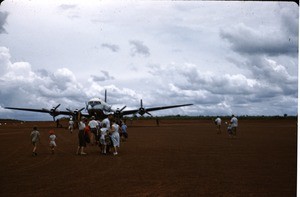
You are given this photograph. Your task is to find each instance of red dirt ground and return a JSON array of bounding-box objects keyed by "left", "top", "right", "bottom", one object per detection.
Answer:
[{"left": 0, "top": 118, "right": 297, "bottom": 196}]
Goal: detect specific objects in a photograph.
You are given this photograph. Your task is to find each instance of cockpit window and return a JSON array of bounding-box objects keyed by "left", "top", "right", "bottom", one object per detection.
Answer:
[{"left": 89, "top": 101, "right": 101, "bottom": 105}]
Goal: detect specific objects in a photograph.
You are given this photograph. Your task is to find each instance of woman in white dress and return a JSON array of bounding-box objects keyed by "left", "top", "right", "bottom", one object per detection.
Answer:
[{"left": 109, "top": 121, "right": 120, "bottom": 156}]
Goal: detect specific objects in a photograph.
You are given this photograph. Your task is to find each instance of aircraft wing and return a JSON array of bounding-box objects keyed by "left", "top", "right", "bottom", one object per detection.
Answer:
[
  {"left": 5, "top": 107, "right": 71, "bottom": 115},
  {"left": 4, "top": 106, "right": 74, "bottom": 121},
  {"left": 121, "top": 103, "right": 193, "bottom": 116}
]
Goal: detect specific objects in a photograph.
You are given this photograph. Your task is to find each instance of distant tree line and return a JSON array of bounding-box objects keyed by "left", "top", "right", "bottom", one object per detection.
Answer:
[
  {"left": 1, "top": 114, "right": 297, "bottom": 122},
  {"left": 123, "top": 114, "right": 297, "bottom": 120}
]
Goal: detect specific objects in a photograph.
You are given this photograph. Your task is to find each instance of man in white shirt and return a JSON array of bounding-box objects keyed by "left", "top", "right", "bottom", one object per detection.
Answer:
[
  {"left": 88, "top": 116, "right": 98, "bottom": 145},
  {"left": 102, "top": 112, "right": 114, "bottom": 129},
  {"left": 230, "top": 115, "right": 238, "bottom": 136},
  {"left": 102, "top": 112, "right": 114, "bottom": 153},
  {"left": 214, "top": 116, "right": 222, "bottom": 134}
]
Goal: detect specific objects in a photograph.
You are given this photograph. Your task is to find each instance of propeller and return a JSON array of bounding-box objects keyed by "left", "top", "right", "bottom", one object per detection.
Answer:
[
  {"left": 66, "top": 107, "right": 85, "bottom": 121},
  {"left": 114, "top": 105, "right": 127, "bottom": 120},
  {"left": 42, "top": 104, "right": 61, "bottom": 121},
  {"left": 134, "top": 99, "right": 152, "bottom": 117}
]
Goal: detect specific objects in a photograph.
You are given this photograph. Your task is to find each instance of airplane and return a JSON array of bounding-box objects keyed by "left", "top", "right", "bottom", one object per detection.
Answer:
[{"left": 5, "top": 90, "right": 193, "bottom": 122}]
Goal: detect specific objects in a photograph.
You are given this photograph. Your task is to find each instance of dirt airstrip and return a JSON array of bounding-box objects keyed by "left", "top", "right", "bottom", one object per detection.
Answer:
[{"left": 0, "top": 118, "right": 297, "bottom": 196}]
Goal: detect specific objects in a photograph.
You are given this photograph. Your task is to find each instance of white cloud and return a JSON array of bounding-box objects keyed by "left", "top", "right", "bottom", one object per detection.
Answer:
[{"left": 220, "top": 22, "right": 297, "bottom": 56}]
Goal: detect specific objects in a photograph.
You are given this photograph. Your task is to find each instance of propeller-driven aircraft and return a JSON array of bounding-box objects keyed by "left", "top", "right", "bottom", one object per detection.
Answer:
[{"left": 5, "top": 90, "right": 193, "bottom": 121}]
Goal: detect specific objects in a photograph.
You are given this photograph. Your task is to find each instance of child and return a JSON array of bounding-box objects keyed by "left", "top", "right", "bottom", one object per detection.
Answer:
[
  {"left": 68, "top": 118, "right": 74, "bottom": 133},
  {"left": 120, "top": 121, "right": 128, "bottom": 141},
  {"left": 99, "top": 123, "right": 108, "bottom": 154},
  {"left": 49, "top": 130, "right": 57, "bottom": 154},
  {"left": 226, "top": 122, "right": 233, "bottom": 137},
  {"left": 30, "top": 126, "right": 40, "bottom": 156}
]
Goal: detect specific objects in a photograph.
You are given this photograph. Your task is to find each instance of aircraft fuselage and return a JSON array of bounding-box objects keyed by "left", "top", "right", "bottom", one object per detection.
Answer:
[{"left": 86, "top": 98, "right": 112, "bottom": 119}]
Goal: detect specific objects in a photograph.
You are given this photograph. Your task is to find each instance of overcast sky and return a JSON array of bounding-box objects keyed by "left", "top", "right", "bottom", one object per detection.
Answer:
[{"left": 0, "top": 0, "right": 298, "bottom": 120}]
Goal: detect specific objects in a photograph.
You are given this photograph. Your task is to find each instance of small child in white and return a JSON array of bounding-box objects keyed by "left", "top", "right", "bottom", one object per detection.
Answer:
[
  {"left": 226, "top": 123, "right": 233, "bottom": 137},
  {"left": 99, "top": 123, "right": 108, "bottom": 154},
  {"left": 49, "top": 130, "right": 57, "bottom": 154}
]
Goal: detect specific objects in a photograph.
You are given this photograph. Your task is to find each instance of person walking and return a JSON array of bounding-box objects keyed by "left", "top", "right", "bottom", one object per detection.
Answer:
[
  {"left": 109, "top": 120, "right": 120, "bottom": 156},
  {"left": 214, "top": 116, "right": 222, "bottom": 134},
  {"left": 99, "top": 122, "right": 108, "bottom": 154},
  {"left": 88, "top": 116, "right": 98, "bottom": 145},
  {"left": 49, "top": 130, "right": 57, "bottom": 154},
  {"left": 68, "top": 118, "right": 74, "bottom": 133},
  {"left": 30, "top": 126, "right": 40, "bottom": 156},
  {"left": 120, "top": 121, "right": 128, "bottom": 141},
  {"left": 230, "top": 115, "right": 238, "bottom": 137},
  {"left": 76, "top": 117, "right": 87, "bottom": 155}
]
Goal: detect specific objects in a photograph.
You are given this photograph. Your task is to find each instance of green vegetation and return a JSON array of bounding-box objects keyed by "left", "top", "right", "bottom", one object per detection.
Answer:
[
  {"left": 124, "top": 115, "right": 298, "bottom": 120},
  {"left": 1, "top": 115, "right": 297, "bottom": 122}
]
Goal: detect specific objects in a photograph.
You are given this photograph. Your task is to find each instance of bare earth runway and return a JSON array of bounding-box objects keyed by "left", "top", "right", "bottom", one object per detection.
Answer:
[{"left": 0, "top": 118, "right": 297, "bottom": 196}]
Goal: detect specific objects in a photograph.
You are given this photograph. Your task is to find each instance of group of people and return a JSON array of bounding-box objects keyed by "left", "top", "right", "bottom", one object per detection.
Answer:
[
  {"left": 214, "top": 115, "right": 239, "bottom": 137},
  {"left": 76, "top": 113, "right": 128, "bottom": 156},
  {"left": 30, "top": 114, "right": 238, "bottom": 156},
  {"left": 30, "top": 112, "right": 128, "bottom": 157},
  {"left": 76, "top": 113, "right": 128, "bottom": 155}
]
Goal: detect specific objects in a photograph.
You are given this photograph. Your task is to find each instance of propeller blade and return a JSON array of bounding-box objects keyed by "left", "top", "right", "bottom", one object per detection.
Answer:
[
  {"left": 54, "top": 104, "right": 61, "bottom": 110},
  {"left": 120, "top": 105, "right": 127, "bottom": 112},
  {"left": 66, "top": 108, "right": 73, "bottom": 113},
  {"left": 146, "top": 111, "right": 153, "bottom": 117}
]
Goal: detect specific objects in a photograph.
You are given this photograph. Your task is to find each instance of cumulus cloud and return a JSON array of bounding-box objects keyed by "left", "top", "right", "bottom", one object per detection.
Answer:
[
  {"left": 0, "top": 11, "right": 8, "bottom": 34},
  {"left": 129, "top": 40, "right": 150, "bottom": 57},
  {"left": 214, "top": 6, "right": 298, "bottom": 116},
  {"left": 0, "top": 47, "right": 145, "bottom": 119},
  {"left": 220, "top": 6, "right": 298, "bottom": 57},
  {"left": 101, "top": 43, "right": 120, "bottom": 52},
  {"left": 0, "top": 47, "right": 88, "bottom": 119},
  {"left": 146, "top": 61, "right": 297, "bottom": 116},
  {"left": 0, "top": 46, "right": 10, "bottom": 75},
  {"left": 220, "top": 23, "right": 298, "bottom": 56}
]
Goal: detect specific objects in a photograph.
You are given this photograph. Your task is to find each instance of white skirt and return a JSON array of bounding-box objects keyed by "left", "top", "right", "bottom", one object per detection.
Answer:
[{"left": 111, "top": 132, "right": 120, "bottom": 147}]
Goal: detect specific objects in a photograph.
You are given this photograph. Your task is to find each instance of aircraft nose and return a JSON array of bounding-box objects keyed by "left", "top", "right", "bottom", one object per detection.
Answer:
[{"left": 90, "top": 104, "right": 103, "bottom": 110}]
